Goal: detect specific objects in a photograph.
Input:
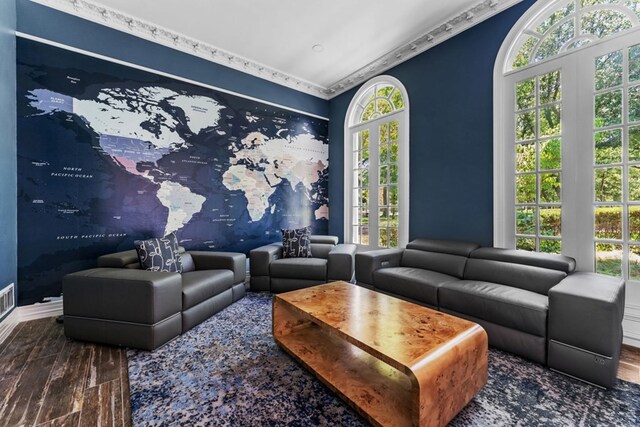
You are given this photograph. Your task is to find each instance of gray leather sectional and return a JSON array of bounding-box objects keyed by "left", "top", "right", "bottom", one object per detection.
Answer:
[
  {"left": 356, "top": 238, "right": 625, "bottom": 387},
  {"left": 63, "top": 249, "right": 246, "bottom": 350},
  {"left": 250, "top": 235, "right": 356, "bottom": 293}
]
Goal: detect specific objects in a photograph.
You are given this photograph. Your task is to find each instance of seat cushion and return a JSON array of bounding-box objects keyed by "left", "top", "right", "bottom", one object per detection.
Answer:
[
  {"left": 270, "top": 258, "right": 327, "bottom": 281},
  {"left": 439, "top": 280, "right": 548, "bottom": 337},
  {"left": 373, "top": 267, "right": 458, "bottom": 307},
  {"left": 181, "top": 270, "right": 234, "bottom": 309}
]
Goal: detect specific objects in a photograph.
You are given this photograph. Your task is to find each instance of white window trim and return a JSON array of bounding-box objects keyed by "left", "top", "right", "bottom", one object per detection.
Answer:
[{"left": 343, "top": 75, "right": 410, "bottom": 250}]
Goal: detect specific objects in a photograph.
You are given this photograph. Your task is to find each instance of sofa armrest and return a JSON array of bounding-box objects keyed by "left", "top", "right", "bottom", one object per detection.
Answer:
[
  {"left": 249, "top": 244, "right": 283, "bottom": 277},
  {"left": 328, "top": 243, "right": 357, "bottom": 282},
  {"left": 189, "top": 251, "right": 246, "bottom": 284},
  {"left": 355, "top": 249, "right": 403, "bottom": 285},
  {"left": 548, "top": 272, "right": 625, "bottom": 387},
  {"left": 97, "top": 249, "right": 139, "bottom": 268},
  {"left": 63, "top": 268, "right": 182, "bottom": 324}
]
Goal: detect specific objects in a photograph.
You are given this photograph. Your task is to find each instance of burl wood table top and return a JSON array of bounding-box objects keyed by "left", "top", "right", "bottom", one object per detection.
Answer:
[{"left": 276, "top": 281, "right": 483, "bottom": 376}]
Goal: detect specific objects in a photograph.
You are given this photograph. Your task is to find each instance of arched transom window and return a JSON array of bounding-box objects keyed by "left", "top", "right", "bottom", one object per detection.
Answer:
[{"left": 344, "top": 76, "right": 409, "bottom": 250}]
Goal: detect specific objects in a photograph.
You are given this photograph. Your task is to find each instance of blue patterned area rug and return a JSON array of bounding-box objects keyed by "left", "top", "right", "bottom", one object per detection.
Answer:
[{"left": 128, "top": 292, "right": 640, "bottom": 426}]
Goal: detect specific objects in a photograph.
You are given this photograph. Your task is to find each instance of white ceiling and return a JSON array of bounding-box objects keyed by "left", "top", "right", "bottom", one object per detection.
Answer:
[{"left": 33, "top": 0, "right": 521, "bottom": 98}]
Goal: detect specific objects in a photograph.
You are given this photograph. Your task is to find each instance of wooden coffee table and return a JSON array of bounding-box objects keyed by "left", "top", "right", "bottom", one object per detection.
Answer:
[{"left": 272, "top": 281, "right": 488, "bottom": 427}]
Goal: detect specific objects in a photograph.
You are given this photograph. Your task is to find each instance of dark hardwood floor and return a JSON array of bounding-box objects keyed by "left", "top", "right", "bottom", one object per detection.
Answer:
[
  {"left": 1, "top": 317, "right": 639, "bottom": 427},
  {"left": 0, "top": 318, "right": 131, "bottom": 427}
]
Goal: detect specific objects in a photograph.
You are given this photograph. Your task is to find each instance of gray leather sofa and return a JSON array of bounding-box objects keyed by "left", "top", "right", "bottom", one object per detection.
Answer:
[
  {"left": 250, "top": 235, "right": 356, "bottom": 293},
  {"left": 356, "top": 238, "right": 625, "bottom": 388},
  {"left": 63, "top": 249, "right": 246, "bottom": 350}
]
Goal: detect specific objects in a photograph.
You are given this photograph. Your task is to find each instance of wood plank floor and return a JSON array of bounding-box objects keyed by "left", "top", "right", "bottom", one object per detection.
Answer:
[
  {"left": 0, "top": 318, "right": 131, "bottom": 427},
  {"left": 1, "top": 317, "right": 639, "bottom": 427}
]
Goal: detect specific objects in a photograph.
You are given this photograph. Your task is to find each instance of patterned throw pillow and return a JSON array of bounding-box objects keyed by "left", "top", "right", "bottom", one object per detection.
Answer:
[
  {"left": 134, "top": 232, "right": 183, "bottom": 273},
  {"left": 281, "top": 227, "right": 313, "bottom": 258}
]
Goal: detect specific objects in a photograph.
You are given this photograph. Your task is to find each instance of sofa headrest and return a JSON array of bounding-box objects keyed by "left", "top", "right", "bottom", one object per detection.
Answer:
[
  {"left": 470, "top": 247, "right": 576, "bottom": 273},
  {"left": 405, "top": 239, "right": 480, "bottom": 257},
  {"left": 310, "top": 235, "right": 339, "bottom": 245}
]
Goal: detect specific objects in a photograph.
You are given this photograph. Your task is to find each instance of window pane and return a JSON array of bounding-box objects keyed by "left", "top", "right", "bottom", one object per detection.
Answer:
[
  {"left": 380, "top": 144, "right": 389, "bottom": 164},
  {"left": 540, "top": 172, "right": 561, "bottom": 203},
  {"left": 391, "top": 90, "right": 404, "bottom": 110},
  {"left": 629, "top": 85, "right": 640, "bottom": 123},
  {"left": 378, "top": 186, "right": 388, "bottom": 206},
  {"left": 516, "top": 111, "right": 536, "bottom": 141},
  {"left": 630, "top": 205, "right": 640, "bottom": 241},
  {"left": 630, "top": 125, "right": 640, "bottom": 161},
  {"left": 358, "top": 130, "right": 369, "bottom": 151},
  {"left": 540, "top": 239, "right": 561, "bottom": 254},
  {"left": 581, "top": 10, "right": 632, "bottom": 39},
  {"left": 630, "top": 166, "right": 640, "bottom": 202},
  {"left": 390, "top": 121, "right": 399, "bottom": 141},
  {"left": 540, "top": 105, "right": 561, "bottom": 137},
  {"left": 540, "top": 138, "right": 562, "bottom": 170},
  {"left": 595, "top": 205, "right": 623, "bottom": 239},
  {"left": 360, "top": 208, "right": 370, "bottom": 225},
  {"left": 535, "top": 20, "right": 574, "bottom": 62},
  {"left": 540, "top": 70, "right": 561, "bottom": 104},
  {"left": 360, "top": 226, "right": 369, "bottom": 245},
  {"left": 389, "top": 208, "right": 399, "bottom": 227},
  {"left": 595, "top": 167, "right": 622, "bottom": 202},
  {"left": 512, "top": 36, "right": 537, "bottom": 69},
  {"left": 516, "top": 142, "right": 536, "bottom": 173},
  {"left": 595, "top": 243, "right": 623, "bottom": 277},
  {"left": 595, "top": 90, "right": 622, "bottom": 128},
  {"left": 516, "top": 78, "right": 536, "bottom": 110},
  {"left": 516, "top": 174, "right": 537, "bottom": 203},
  {"left": 379, "top": 166, "right": 388, "bottom": 185},
  {"left": 630, "top": 245, "right": 640, "bottom": 280},
  {"left": 352, "top": 226, "right": 360, "bottom": 244},
  {"left": 388, "top": 228, "right": 399, "bottom": 248},
  {"left": 390, "top": 142, "right": 398, "bottom": 162},
  {"left": 358, "top": 169, "right": 369, "bottom": 188},
  {"left": 361, "top": 102, "right": 375, "bottom": 122},
  {"left": 379, "top": 227, "right": 388, "bottom": 248},
  {"left": 540, "top": 206, "right": 561, "bottom": 237},
  {"left": 389, "top": 185, "right": 398, "bottom": 207},
  {"left": 390, "top": 164, "right": 398, "bottom": 184},
  {"left": 594, "top": 128, "right": 622, "bottom": 165},
  {"left": 379, "top": 208, "right": 388, "bottom": 226},
  {"left": 516, "top": 206, "right": 536, "bottom": 235},
  {"left": 630, "top": 44, "right": 640, "bottom": 83},
  {"left": 358, "top": 189, "right": 369, "bottom": 207},
  {"left": 516, "top": 237, "right": 536, "bottom": 251},
  {"left": 537, "top": 2, "right": 574, "bottom": 34},
  {"left": 595, "top": 50, "right": 623, "bottom": 91},
  {"left": 379, "top": 123, "right": 389, "bottom": 144}
]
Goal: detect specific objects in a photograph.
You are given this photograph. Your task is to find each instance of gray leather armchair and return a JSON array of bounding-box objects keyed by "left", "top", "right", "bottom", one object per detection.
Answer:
[
  {"left": 63, "top": 249, "right": 246, "bottom": 350},
  {"left": 250, "top": 235, "right": 356, "bottom": 293}
]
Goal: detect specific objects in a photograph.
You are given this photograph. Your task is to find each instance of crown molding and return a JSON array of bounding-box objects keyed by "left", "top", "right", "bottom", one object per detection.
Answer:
[{"left": 30, "top": 0, "right": 522, "bottom": 100}]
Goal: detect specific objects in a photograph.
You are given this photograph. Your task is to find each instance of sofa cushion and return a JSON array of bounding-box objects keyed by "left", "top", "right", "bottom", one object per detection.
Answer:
[
  {"left": 181, "top": 270, "right": 234, "bottom": 309},
  {"left": 373, "top": 267, "right": 458, "bottom": 307},
  {"left": 134, "top": 233, "right": 183, "bottom": 273},
  {"left": 281, "top": 227, "right": 313, "bottom": 258},
  {"left": 400, "top": 249, "right": 468, "bottom": 278},
  {"left": 470, "top": 247, "right": 576, "bottom": 273},
  {"left": 270, "top": 258, "right": 327, "bottom": 281},
  {"left": 463, "top": 258, "right": 566, "bottom": 295},
  {"left": 439, "top": 280, "right": 548, "bottom": 337},
  {"left": 406, "top": 239, "right": 480, "bottom": 256}
]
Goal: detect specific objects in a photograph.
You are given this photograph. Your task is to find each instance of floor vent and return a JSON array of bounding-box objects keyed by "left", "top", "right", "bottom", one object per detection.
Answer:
[{"left": 0, "top": 284, "right": 15, "bottom": 320}]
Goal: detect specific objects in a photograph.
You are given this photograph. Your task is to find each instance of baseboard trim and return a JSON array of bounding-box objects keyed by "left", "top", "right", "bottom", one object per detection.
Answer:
[{"left": 0, "top": 301, "right": 64, "bottom": 345}]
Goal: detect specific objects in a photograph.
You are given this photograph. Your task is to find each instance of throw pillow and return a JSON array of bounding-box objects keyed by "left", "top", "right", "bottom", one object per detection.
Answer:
[
  {"left": 281, "top": 226, "right": 312, "bottom": 258},
  {"left": 134, "top": 232, "right": 183, "bottom": 273}
]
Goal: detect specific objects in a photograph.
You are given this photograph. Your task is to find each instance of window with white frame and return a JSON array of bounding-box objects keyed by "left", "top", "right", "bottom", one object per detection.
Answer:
[
  {"left": 496, "top": 0, "right": 640, "bottom": 280},
  {"left": 344, "top": 76, "right": 409, "bottom": 250}
]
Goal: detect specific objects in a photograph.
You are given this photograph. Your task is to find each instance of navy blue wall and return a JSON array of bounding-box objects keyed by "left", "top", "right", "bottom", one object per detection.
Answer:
[
  {"left": 16, "top": 0, "right": 328, "bottom": 119},
  {"left": 0, "top": 0, "right": 17, "bottom": 316},
  {"left": 328, "top": 0, "right": 535, "bottom": 247}
]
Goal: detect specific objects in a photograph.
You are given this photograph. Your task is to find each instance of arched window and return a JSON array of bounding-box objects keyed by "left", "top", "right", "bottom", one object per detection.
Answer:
[
  {"left": 495, "top": 0, "right": 640, "bottom": 280},
  {"left": 344, "top": 76, "right": 409, "bottom": 250}
]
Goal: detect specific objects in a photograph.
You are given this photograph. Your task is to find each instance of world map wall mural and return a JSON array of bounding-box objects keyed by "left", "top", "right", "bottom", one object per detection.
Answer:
[{"left": 17, "top": 38, "right": 329, "bottom": 305}]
